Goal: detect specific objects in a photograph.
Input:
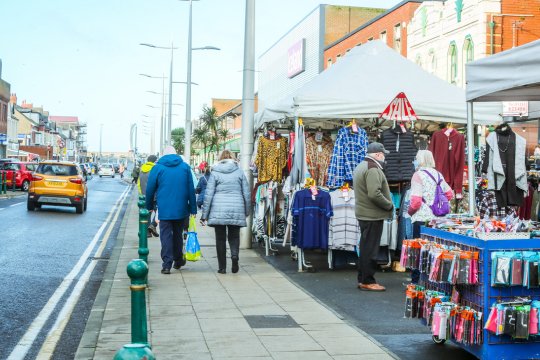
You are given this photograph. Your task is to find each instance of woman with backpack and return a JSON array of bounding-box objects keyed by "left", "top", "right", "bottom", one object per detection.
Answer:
[{"left": 408, "top": 150, "right": 453, "bottom": 238}]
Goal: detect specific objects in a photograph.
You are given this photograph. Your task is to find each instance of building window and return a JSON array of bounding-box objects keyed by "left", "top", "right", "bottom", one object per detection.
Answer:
[
  {"left": 463, "top": 36, "right": 474, "bottom": 63},
  {"left": 368, "top": 37, "right": 374, "bottom": 42},
  {"left": 336, "top": 54, "right": 342, "bottom": 62},
  {"left": 327, "top": 58, "right": 333, "bottom": 68},
  {"left": 380, "top": 30, "right": 387, "bottom": 44},
  {"left": 394, "top": 24, "right": 401, "bottom": 52},
  {"left": 356, "top": 42, "right": 362, "bottom": 47},
  {"left": 448, "top": 42, "right": 458, "bottom": 84},
  {"left": 415, "top": 54, "right": 422, "bottom": 67}
]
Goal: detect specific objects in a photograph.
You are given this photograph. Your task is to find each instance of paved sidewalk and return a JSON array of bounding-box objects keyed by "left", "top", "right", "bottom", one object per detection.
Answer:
[
  {"left": 0, "top": 190, "right": 25, "bottom": 199},
  {"left": 77, "top": 193, "right": 396, "bottom": 359}
]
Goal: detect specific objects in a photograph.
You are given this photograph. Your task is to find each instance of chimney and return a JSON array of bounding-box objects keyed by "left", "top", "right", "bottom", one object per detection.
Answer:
[{"left": 10, "top": 93, "right": 17, "bottom": 104}]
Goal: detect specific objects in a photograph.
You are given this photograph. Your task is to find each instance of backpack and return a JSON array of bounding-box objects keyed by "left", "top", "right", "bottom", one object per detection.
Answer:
[{"left": 422, "top": 170, "right": 450, "bottom": 217}]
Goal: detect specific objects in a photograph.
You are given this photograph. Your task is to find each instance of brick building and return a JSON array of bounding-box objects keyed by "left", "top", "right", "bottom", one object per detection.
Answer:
[{"left": 324, "top": 0, "right": 424, "bottom": 69}]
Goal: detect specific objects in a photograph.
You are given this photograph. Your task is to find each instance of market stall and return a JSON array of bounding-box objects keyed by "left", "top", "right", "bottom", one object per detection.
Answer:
[{"left": 252, "top": 41, "right": 502, "bottom": 272}]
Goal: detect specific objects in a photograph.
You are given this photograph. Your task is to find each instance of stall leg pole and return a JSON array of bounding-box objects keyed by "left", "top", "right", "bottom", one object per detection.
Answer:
[{"left": 466, "top": 102, "right": 476, "bottom": 216}]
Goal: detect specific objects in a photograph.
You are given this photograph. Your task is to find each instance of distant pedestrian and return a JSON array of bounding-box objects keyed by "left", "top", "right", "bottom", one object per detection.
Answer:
[
  {"left": 131, "top": 164, "right": 140, "bottom": 184},
  {"left": 119, "top": 163, "right": 125, "bottom": 178},
  {"left": 138, "top": 155, "right": 159, "bottom": 237},
  {"left": 146, "top": 146, "right": 197, "bottom": 274},
  {"left": 201, "top": 150, "right": 250, "bottom": 274},
  {"left": 353, "top": 142, "right": 394, "bottom": 292},
  {"left": 196, "top": 165, "right": 211, "bottom": 209}
]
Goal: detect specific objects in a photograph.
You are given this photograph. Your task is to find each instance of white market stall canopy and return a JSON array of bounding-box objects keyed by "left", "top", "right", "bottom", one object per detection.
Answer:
[
  {"left": 256, "top": 40, "right": 501, "bottom": 129},
  {"left": 466, "top": 39, "right": 540, "bottom": 102}
]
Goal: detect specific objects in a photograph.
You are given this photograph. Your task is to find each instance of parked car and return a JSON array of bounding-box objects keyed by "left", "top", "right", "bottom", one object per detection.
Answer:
[
  {"left": 113, "top": 163, "right": 120, "bottom": 174},
  {"left": 27, "top": 161, "right": 88, "bottom": 214},
  {"left": 1, "top": 161, "right": 38, "bottom": 191},
  {"left": 98, "top": 164, "right": 115, "bottom": 178}
]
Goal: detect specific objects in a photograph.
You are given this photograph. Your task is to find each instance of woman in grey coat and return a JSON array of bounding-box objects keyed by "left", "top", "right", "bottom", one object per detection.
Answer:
[{"left": 201, "top": 150, "right": 251, "bottom": 274}]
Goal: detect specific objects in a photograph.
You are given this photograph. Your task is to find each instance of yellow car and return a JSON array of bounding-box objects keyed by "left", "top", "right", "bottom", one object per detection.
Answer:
[{"left": 27, "top": 161, "right": 88, "bottom": 214}]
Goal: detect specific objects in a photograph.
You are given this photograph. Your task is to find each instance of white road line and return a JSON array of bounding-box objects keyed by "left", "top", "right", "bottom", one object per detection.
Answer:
[
  {"left": 7, "top": 185, "right": 132, "bottom": 360},
  {"left": 0, "top": 208, "right": 4, "bottom": 211},
  {"left": 36, "top": 185, "right": 131, "bottom": 359},
  {"left": 10, "top": 202, "right": 23, "bottom": 207}
]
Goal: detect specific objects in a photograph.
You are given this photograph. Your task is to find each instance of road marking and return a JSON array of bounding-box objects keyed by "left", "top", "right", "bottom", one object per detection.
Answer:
[
  {"left": 0, "top": 208, "right": 4, "bottom": 211},
  {"left": 36, "top": 185, "right": 132, "bottom": 359},
  {"left": 7, "top": 185, "right": 132, "bottom": 360},
  {"left": 10, "top": 202, "right": 23, "bottom": 207}
]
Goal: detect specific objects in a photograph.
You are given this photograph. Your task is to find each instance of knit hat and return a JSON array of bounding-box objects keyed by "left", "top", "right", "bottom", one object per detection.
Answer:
[
  {"left": 162, "top": 145, "right": 176, "bottom": 156},
  {"left": 147, "top": 155, "right": 158, "bottom": 163}
]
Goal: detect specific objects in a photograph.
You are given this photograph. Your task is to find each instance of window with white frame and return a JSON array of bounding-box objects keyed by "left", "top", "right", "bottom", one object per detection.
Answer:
[
  {"left": 380, "top": 30, "right": 387, "bottom": 44},
  {"left": 393, "top": 24, "right": 401, "bottom": 52}
]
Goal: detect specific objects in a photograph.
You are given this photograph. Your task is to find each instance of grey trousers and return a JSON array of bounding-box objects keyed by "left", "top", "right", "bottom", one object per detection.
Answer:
[{"left": 214, "top": 225, "right": 240, "bottom": 270}]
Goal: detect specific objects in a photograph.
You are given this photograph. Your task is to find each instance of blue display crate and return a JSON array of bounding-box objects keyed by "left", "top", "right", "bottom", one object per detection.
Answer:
[{"left": 421, "top": 227, "right": 540, "bottom": 360}]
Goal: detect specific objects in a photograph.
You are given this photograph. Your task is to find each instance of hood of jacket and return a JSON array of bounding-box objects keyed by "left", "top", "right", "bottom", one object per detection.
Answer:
[
  {"left": 212, "top": 159, "right": 239, "bottom": 174},
  {"left": 158, "top": 154, "right": 183, "bottom": 167},
  {"left": 140, "top": 162, "right": 155, "bottom": 173}
]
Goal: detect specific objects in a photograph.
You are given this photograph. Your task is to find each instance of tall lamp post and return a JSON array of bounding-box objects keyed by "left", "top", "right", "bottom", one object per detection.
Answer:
[
  {"left": 99, "top": 123, "right": 103, "bottom": 163},
  {"left": 181, "top": 0, "right": 220, "bottom": 162},
  {"left": 142, "top": 115, "right": 156, "bottom": 155},
  {"left": 140, "top": 73, "right": 167, "bottom": 152}
]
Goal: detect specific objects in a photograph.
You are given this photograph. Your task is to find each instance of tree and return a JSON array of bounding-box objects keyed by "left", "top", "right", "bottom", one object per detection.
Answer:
[
  {"left": 192, "top": 127, "right": 211, "bottom": 162},
  {"left": 171, "top": 127, "right": 185, "bottom": 154},
  {"left": 199, "top": 106, "right": 221, "bottom": 156},
  {"left": 218, "top": 128, "right": 230, "bottom": 150}
]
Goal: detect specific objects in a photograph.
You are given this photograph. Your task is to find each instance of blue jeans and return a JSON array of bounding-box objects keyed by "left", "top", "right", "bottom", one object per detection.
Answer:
[{"left": 159, "top": 219, "right": 187, "bottom": 270}]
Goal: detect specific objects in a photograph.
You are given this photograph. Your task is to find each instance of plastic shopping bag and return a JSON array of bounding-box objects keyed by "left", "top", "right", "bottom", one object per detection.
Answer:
[{"left": 185, "top": 216, "right": 201, "bottom": 262}]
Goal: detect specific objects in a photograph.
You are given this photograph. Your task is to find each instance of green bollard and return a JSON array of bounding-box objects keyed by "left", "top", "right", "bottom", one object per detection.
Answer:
[
  {"left": 113, "top": 343, "right": 155, "bottom": 360},
  {"left": 138, "top": 209, "right": 149, "bottom": 264},
  {"left": 126, "top": 259, "right": 150, "bottom": 346}
]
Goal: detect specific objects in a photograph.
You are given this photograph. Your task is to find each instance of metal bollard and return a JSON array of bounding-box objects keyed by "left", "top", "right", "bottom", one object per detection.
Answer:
[
  {"left": 113, "top": 260, "right": 155, "bottom": 359},
  {"left": 0, "top": 171, "right": 4, "bottom": 194},
  {"left": 128, "top": 259, "right": 150, "bottom": 345},
  {"left": 2, "top": 171, "right": 6, "bottom": 195},
  {"left": 138, "top": 209, "right": 149, "bottom": 263},
  {"left": 12, "top": 171, "right": 16, "bottom": 191},
  {"left": 113, "top": 343, "right": 155, "bottom": 360}
]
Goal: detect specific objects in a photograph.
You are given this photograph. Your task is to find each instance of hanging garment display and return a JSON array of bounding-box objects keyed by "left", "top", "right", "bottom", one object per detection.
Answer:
[
  {"left": 519, "top": 183, "right": 535, "bottom": 220},
  {"left": 329, "top": 187, "right": 360, "bottom": 251},
  {"left": 326, "top": 126, "right": 368, "bottom": 188},
  {"left": 429, "top": 127, "right": 465, "bottom": 195},
  {"left": 287, "top": 131, "right": 296, "bottom": 172},
  {"left": 381, "top": 125, "right": 418, "bottom": 182},
  {"left": 477, "top": 190, "right": 518, "bottom": 219},
  {"left": 482, "top": 125, "right": 527, "bottom": 207},
  {"left": 255, "top": 135, "right": 288, "bottom": 183},
  {"left": 292, "top": 188, "right": 333, "bottom": 249},
  {"left": 305, "top": 133, "right": 334, "bottom": 188},
  {"left": 485, "top": 299, "right": 537, "bottom": 340},
  {"left": 290, "top": 124, "right": 309, "bottom": 186}
]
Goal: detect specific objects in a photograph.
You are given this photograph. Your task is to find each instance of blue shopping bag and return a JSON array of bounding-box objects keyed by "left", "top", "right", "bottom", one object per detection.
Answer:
[{"left": 185, "top": 217, "right": 201, "bottom": 262}]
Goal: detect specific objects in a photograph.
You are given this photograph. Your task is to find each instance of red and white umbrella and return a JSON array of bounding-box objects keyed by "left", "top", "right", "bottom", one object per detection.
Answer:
[{"left": 379, "top": 92, "right": 418, "bottom": 122}]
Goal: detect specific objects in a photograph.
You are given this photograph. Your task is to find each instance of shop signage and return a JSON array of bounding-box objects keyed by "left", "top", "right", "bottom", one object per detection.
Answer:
[
  {"left": 503, "top": 101, "right": 528, "bottom": 117},
  {"left": 380, "top": 92, "right": 418, "bottom": 122},
  {"left": 287, "top": 39, "right": 305, "bottom": 78}
]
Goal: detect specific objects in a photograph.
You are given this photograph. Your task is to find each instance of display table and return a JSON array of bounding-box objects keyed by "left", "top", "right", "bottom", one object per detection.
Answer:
[{"left": 421, "top": 227, "right": 540, "bottom": 360}]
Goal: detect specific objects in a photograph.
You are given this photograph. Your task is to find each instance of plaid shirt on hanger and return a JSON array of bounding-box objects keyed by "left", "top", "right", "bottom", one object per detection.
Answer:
[
  {"left": 326, "top": 127, "right": 368, "bottom": 188},
  {"left": 477, "top": 190, "right": 517, "bottom": 219}
]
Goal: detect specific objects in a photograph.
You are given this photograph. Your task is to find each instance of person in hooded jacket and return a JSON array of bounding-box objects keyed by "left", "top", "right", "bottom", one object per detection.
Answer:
[
  {"left": 138, "top": 155, "right": 159, "bottom": 237},
  {"left": 146, "top": 146, "right": 197, "bottom": 274},
  {"left": 196, "top": 165, "right": 211, "bottom": 209},
  {"left": 201, "top": 150, "right": 250, "bottom": 274}
]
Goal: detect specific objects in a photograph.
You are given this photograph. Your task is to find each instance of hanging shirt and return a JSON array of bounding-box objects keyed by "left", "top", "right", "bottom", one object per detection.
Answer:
[
  {"left": 329, "top": 190, "right": 359, "bottom": 251},
  {"left": 429, "top": 129, "right": 465, "bottom": 195},
  {"left": 326, "top": 126, "right": 368, "bottom": 188},
  {"left": 292, "top": 188, "right": 333, "bottom": 249},
  {"left": 305, "top": 135, "right": 334, "bottom": 187},
  {"left": 255, "top": 136, "right": 288, "bottom": 183}
]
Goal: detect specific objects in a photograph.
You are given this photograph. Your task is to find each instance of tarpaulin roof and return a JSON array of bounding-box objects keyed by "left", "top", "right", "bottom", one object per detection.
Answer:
[
  {"left": 466, "top": 39, "right": 540, "bottom": 102},
  {"left": 256, "top": 40, "right": 501, "bottom": 129}
]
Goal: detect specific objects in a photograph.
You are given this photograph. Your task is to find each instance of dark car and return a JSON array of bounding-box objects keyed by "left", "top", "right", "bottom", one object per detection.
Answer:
[
  {"left": 113, "top": 164, "right": 120, "bottom": 173},
  {"left": 1, "top": 161, "right": 38, "bottom": 191}
]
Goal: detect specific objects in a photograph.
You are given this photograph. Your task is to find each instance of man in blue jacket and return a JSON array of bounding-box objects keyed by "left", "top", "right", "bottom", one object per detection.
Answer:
[{"left": 146, "top": 146, "right": 197, "bottom": 274}]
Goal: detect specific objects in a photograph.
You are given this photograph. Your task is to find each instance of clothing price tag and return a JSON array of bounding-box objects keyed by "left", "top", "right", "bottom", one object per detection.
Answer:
[
  {"left": 352, "top": 123, "right": 358, "bottom": 133},
  {"left": 276, "top": 141, "right": 281, "bottom": 149},
  {"left": 269, "top": 132, "right": 276, "bottom": 140},
  {"left": 310, "top": 185, "right": 318, "bottom": 200},
  {"left": 444, "top": 128, "right": 453, "bottom": 137},
  {"left": 400, "top": 124, "right": 406, "bottom": 133},
  {"left": 342, "top": 189, "right": 350, "bottom": 201},
  {"left": 317, "top": 144, "right": 322, "bottom": 153},
  {"left": 315, "top": 131, "right": 323, "bottom": 142}
]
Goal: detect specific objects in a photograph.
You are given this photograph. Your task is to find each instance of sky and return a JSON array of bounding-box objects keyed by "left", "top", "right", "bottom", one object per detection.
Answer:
[{"left": 0, "top": 0, "right": 401, "bottom": 153}]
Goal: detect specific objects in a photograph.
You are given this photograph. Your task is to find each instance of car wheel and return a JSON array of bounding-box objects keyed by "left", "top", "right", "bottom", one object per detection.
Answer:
[
  {"left": 22, "top": 180, "right": 30, "bottom": 192},
  {"left": 75, "top": 203, "right": 84, "bottom": 214},
  {"left": 27, "top": 201, "right": 35, "bottom": 211},
  {"left": 100, "top": 175, "right": 102, "bottom": 178},
  {"left": 112, "top": 175, "right": 115, "bottom": 178},
  {"left": 84, "top": 197, "right": 88, "bottom": 211}
]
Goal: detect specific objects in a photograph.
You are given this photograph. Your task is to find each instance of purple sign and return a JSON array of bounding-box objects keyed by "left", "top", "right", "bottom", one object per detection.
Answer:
[{"left": 287, "top": 39, "right": 305, "bottom": 78}]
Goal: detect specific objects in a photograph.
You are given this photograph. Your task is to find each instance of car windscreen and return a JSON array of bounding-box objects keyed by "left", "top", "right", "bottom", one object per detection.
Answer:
[
  {"left": 25, "top": 164, "right": 37, "bottom": 171},
  {"left": 37, "top": 164, "right": 79, "bottom": 176}
]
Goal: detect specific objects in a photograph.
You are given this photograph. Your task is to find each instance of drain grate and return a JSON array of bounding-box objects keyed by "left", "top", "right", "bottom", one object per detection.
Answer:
[{"left": 244, "top": 315, "right": 299, "bottom": 329}]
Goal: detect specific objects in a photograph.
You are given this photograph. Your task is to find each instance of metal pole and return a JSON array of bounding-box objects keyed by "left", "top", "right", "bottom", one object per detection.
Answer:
[
  {"left": 99, "top": 124, "right": 103, "bottom": 162},
  {"left": 167, "top": 44, "right": 174, "bottom": 146},
  {"left": 467, "top": 102, "right": 475, "bottom": 215},
  {"left": 160, "top": 75, "right": 165, "bottom": 154},
  {"left": 126, "top": 259, "right": 149, "bottom": 346},
  {"left": 139, "top": 209, "right": 149, "bottom": 263},
  {"left": 184, "top": 0, "right": 193, "bottom": 161},
  {"left": 239, "top": 0, "right": 255, "bottom": 249}
]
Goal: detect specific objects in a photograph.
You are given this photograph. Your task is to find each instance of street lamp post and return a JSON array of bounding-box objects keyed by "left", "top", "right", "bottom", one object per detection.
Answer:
[
  {"left": 182, "top": 0, "right": 220, "bottom": 162},
  {"left": 99, "top": 124, "right": 103, "bottom": 163},
  {"left": 140, "top": 73, "right": 167, "bottom": 153}
]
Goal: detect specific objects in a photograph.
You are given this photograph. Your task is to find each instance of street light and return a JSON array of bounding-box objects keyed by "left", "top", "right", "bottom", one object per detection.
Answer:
[
  {"left": 140, "top": 73, "right": 167, "bottom": 152},
  {"left": 99, "top": 124, "right": 103, "bottom": 163},
  {"left": 141, "top": 114, "right": 156, "bottom": 154},
  {"left": 181, "top": 0, "right": 221, "bottom": 161}
]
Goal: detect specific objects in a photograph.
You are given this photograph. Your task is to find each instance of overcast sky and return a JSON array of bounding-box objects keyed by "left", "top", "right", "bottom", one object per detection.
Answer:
[{"left": 0, "top": 0, "right": 400, "bottom": 153}]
